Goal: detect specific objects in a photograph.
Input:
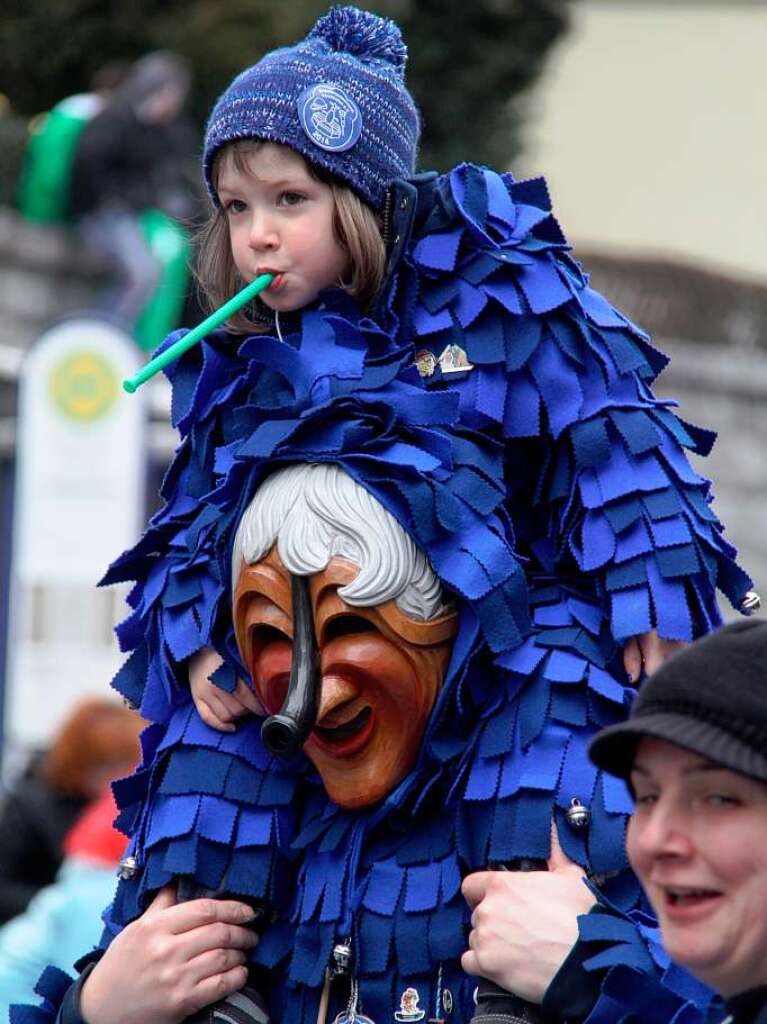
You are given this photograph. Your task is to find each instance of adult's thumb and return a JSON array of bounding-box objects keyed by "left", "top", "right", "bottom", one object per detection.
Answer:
[
  {"left": 145, "top": 883, "right": 178, "bottom": 915},
  {"left": 547, "top": 820, "right": 581, "bottom": 873}
]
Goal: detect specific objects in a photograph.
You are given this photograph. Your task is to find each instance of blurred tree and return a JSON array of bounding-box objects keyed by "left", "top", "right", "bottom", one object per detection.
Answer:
[{"left": 0, "top": 0, "right": 571, "bottom": 172}]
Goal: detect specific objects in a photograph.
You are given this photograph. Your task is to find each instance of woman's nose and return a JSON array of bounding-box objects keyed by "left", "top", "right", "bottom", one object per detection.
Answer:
[{"left": 633, "top": 800, "right": 695, "bottom": 860}]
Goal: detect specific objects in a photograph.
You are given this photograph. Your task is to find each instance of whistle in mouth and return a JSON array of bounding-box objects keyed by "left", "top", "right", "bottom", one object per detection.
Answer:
[{"left": 123, "top": 272, "right": 275, "bottom": 393}]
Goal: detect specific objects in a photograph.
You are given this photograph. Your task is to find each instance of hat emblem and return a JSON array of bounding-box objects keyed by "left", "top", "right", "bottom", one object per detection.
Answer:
[{"left": 298, "top": 83, "right": 362, "bottom": 152}]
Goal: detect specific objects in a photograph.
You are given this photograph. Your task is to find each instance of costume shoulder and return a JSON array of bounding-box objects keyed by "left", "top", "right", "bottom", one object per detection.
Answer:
[{"left": 386, "top": 163, "right": 754, "bottom": 642}]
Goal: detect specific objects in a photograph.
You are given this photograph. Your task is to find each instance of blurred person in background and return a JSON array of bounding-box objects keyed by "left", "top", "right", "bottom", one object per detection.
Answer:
[
  {"left": 0, "top": 698, "right": 142, "bottom": 925},
  {"left": 0, "top": 786, "right": 132, "bottom": 1011},
  {"left": 68, "top": 49, "right": 200, "bottom": 330}
]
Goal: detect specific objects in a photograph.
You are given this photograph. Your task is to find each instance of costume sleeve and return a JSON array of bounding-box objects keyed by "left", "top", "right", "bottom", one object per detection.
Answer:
[
  {"left": 541, "top": 903, "right": 718, "bottom": 1024},
  {"left": 8, "top": 964, "right": 89, "bottom": 1024},
  {"left": 391, "top": 163, "right": 753, "bottom": 643}
]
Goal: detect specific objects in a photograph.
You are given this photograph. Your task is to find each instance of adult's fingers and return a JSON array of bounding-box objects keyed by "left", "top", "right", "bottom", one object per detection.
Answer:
[
  {"left": 641, "top": 633, "right": 686, "bottom": 675},
  {"left": 172, "top": 919, "right": 259, "bottom": 963},
  {"left": 186, "top": 947, "right": 250, "bottom": 986},
  {"left": 622, "top": 635, "right": 641, "bottom": 684},
  {"left": 461, "top": 948, "right": 481, "bottom": 976},
  {"left": 160, "top": 896, "right": 257, "bottom": 936},
  {"left": 144, "top": 884, "right": 178, "bottom": 916},
  {"left": 188, "top": 965, "right": 250, "bottom": 1016},
  {"left": 547, "top": 820, "right": 582, "bottom": 873},
  {"left": 461, "top": 871, "right": 493, "bottom": 909}
]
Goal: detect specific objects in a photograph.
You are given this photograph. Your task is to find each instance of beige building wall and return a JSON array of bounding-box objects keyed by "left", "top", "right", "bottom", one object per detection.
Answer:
[{"left": 521, "top": 1, "right": 767, "bottom": 283}]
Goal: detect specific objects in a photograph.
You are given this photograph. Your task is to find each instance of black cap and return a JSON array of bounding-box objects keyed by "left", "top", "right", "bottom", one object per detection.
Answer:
[{"left": 589, "top": 620, "right": 767, "bottom": 783}]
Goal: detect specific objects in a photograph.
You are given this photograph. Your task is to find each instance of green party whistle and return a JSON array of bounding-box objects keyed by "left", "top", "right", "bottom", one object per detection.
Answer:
[{"left": 123, "top": 272, "right": 275, "bottom": 393}]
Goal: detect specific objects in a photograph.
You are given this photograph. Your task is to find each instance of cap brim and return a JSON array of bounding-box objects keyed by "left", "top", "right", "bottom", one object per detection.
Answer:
[{"left": 589, "top": 712, "right": 767, "bottom": 784}]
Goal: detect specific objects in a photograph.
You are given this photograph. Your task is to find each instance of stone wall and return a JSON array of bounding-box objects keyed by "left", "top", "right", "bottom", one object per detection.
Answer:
[{"left": 0, "top": 206, "right": 102, "bottom": 357}]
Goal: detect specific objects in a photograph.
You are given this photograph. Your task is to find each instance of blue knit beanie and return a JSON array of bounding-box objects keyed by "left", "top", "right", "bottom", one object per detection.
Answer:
[{"left": 203, "top": 6, "right": 420, "bottom": 211}]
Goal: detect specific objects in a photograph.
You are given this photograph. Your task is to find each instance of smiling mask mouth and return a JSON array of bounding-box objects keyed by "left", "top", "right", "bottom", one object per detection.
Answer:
[{"left": 315, "top": 705, "right": 372, "bottom": 743}]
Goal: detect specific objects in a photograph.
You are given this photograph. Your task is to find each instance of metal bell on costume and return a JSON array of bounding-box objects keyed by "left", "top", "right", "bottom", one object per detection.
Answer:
[
  {"left": 331, "top": 941, "right": 353, "bottom": 977},
  {"left": 740, "top": 590, "right": 761, "bottom": 616},
  {"left": 118, "top": 854, "right": 139, "bottom": 880},
  {"left": 565, "top": 797, "right": 590, "bottom": 830}
]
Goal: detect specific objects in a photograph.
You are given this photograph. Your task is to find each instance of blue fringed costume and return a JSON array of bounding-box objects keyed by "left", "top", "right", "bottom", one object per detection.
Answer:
[{"left": 14, "top": 164, "right": 751, "bottom": 1024}]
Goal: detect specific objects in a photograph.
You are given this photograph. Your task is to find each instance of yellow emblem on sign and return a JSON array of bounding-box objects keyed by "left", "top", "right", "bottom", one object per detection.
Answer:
[{"left": 50, "top": 351, "right": 119, "bottom": 422}]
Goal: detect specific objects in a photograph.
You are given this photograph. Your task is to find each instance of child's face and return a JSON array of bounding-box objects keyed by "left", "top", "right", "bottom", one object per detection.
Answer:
[{"left": 217, "top": 142, "right": 350, "bottom": 313}]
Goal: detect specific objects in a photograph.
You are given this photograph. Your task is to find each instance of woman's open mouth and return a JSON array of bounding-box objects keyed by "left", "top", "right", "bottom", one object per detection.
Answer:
[{"left": 312, "top": 705, "right": 373, "bottom": 756}]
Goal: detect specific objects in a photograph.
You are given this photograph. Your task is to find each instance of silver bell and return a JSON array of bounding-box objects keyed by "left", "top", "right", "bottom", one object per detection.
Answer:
[
  {"left": 118, "top": 855, "right": 139, "bottom": 880},
  {"left": 330, "top": 941, "right": 352, "bottom": 977},
  {"left": 740, "top": 590, "right": 761, "bottom": 616},
  {"left": 565, "top": 797, "right": 590, "bottom": 830}
]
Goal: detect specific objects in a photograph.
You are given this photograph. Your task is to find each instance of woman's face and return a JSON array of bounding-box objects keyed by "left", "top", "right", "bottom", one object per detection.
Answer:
[{"left": 627, "top": 736, "right": 767, "bottom": 996}]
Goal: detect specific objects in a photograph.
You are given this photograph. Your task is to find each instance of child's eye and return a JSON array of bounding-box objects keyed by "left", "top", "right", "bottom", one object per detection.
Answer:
[
  {"left": 278, "top": 191, "right": 306, "bottom": 207},
  {"left": 223, "top": 198, "right": 247, "bottom": 215}
]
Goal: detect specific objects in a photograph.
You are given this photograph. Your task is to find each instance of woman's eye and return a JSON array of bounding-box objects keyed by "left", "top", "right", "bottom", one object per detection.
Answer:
[
  {"left": 279, "top": 191, "right": 306, "bottom": 207},
  {"left": 705, "top": 793, "right": 741, "bottom": 808},
  {"left": 633, "top": 792, "right": 657, "bottom": 808}
]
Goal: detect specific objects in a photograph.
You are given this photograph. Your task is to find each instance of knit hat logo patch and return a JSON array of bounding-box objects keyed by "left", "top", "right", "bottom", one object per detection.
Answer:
[{"left": 297, "top": 83, "right": 362, "bottom": 153}]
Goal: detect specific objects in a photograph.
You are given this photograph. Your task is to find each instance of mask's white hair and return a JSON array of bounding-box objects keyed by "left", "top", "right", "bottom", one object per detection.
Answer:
[{"left": 231, "top": 463, "right": 445, "bottom": 621}]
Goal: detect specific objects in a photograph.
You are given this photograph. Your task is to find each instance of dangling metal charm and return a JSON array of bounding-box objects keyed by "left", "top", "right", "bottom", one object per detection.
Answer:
[
  {"left": 394, "top": 987, "right": 426, "bottom": 1022},
  {"left": 333, "top": 977, "right": 376, "bottom": 1024},
  {"left": 330, "top": 940, "right": 353, "bottom": 977},
  {"left": 118, "top": 854, "right": 139, "bottom": 880},
  {"left": 565, "top": 797, "right": 590, "bottom": 830},
  {"left": 740, "top": 590, "right": 761, "bottom": 616}
]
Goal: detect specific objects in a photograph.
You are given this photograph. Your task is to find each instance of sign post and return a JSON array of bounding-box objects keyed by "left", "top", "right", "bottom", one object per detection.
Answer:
[{"left": 3, "top": 316, "right": 145, "bottom": 766}]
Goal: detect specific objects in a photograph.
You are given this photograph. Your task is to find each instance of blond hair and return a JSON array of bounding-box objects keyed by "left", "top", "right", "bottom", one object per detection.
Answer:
[{"left": 196, "top": 141, "right": 387, "bottom": 335}]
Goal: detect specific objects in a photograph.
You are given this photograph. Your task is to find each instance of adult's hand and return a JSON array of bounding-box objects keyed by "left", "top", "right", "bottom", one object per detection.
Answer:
[
  {"left": 461, "top": 827, "right": 594, "bottom": 1003},
  {"left": 80, "top": 886, "right": 258, "bottom": 1024}
]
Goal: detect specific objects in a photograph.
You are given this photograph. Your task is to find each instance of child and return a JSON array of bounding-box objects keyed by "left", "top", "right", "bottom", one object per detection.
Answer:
[{"left": 20, "top": 8, "right": 755, "bottom": 1024}]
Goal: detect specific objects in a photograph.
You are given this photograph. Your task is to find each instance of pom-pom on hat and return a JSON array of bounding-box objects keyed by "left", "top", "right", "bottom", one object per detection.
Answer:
[{"left": 203, "top": 5, "right": 420, "bottom": 210}]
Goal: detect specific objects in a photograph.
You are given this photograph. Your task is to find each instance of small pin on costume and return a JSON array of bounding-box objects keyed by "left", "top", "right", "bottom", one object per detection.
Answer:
[
  {"left": 437, "top": 343, "right": 474, "bottom": 374},
  {"left": 394, "top": 988, "right": 426, "bottom": 1022},
  {"left": 414, "top": 345, "right": 474, "bottom": 378}
]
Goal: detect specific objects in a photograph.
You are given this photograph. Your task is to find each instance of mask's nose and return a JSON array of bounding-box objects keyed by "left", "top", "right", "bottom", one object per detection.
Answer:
[{"left": 260, "top": 574, "right": 320, "bottom": 757}]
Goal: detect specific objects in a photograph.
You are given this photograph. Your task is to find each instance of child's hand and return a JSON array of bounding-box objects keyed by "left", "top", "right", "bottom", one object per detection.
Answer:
[
  {"left": 189, "top": 647, "right": 260, "bottom": 732},
  {"left": 623, "top": 629, "right": 686, "bottom": 683},
  {"left": 460, "top": 825, "right": 594, "bottom": 1003},
  {"left": 79, "top": 886, "right": 259, "bottom": 1024}
]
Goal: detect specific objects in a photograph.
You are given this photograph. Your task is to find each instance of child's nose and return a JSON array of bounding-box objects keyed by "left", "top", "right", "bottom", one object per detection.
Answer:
[{"left": 248, "top": 211, "right": 279, "bottom": 250}]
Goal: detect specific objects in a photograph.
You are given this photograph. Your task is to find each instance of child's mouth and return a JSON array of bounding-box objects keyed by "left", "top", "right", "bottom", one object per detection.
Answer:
[{"left": 263, "top": 272, "right": 285, "bottom": 291}]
